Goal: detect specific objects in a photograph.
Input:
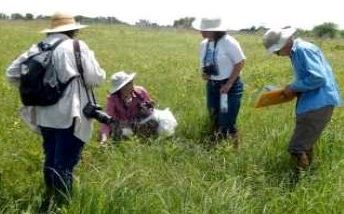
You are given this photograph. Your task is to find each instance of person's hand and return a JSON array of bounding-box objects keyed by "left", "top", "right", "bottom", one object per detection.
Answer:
[
  {"left": 220, "top": 82, "right": 232, "bottom": 94},
  {"left": 202, "top": 73, "right": 210, "bottom": 80},
  {"left": 282, "top": 86, "right": 295, "bottom": 98}
]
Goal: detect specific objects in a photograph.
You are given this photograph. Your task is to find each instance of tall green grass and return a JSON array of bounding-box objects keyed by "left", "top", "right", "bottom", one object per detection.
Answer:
[{"left": 1, "top": 20, "right": 344, "bottom": 213}]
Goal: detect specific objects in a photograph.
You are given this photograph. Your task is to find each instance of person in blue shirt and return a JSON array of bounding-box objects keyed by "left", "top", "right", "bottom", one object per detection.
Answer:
[{"left": 263, "top": 27, "right": 341, "bottom": 172}]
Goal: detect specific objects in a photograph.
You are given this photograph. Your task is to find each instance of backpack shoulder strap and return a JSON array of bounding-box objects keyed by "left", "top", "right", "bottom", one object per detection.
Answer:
[
  {"left": 38, "top": 38, "right": 67, "bottom": 51},
  {"left": 51, "top": 39, "right": 66, "bottom": 50}
]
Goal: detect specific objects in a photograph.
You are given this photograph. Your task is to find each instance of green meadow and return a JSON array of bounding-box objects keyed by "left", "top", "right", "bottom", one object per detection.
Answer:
[{"left": 1, "top": 20, "right": 344, "bottom": 213}]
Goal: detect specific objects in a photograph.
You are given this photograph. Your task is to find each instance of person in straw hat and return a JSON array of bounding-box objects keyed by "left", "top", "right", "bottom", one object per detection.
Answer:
[
  {"left": 262, "top": 27, "right": 341, "bottom": 173},
  {"left": 6, "top": 12, "right": 106, "bottom": 204},
  {"left": 100, "top": 71, "right": 157, "bottom": 145},
  {"left": 192, "top": 17, "right": 246, "bottom": 147}
]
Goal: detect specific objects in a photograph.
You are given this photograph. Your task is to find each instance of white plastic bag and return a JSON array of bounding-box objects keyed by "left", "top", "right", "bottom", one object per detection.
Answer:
[
  {"left": 139, "top": 108, "right": 177, "bottom": 136},
  {"left": 154, "top": 108, "right": 177, "bottom": 136}
]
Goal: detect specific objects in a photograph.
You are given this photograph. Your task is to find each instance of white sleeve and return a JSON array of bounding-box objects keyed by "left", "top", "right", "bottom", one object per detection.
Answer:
[
  {"left": 79, "top": 40, "right": 106, "bottom": 87},
  {"left": 225, "top": 37, "right": 246, "bottom": 64},
  {"left": 6, "top": 44, "right": 38, "bottom": 86}
]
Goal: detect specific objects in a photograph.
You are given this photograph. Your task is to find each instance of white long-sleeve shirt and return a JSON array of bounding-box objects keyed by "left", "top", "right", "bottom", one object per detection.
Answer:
[{"left": 6, "top": 33, "right": 106, "bottom": 143}]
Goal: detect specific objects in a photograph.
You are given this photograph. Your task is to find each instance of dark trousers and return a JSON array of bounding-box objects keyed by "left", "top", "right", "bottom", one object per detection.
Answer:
[
  {"left": 288, "top": 106, "right": 334, "bottom": 154},
  {"left": 206, "top": 78, "right": 243, "bottom": 135},
  {"left": 40, "top": 125, "right": 84, "bottom": 197}
]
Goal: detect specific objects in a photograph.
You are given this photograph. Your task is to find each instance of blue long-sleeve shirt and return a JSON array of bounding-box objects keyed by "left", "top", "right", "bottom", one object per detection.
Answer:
[{"left": 289, "top": 38, "right": 341, "bottom": 115}]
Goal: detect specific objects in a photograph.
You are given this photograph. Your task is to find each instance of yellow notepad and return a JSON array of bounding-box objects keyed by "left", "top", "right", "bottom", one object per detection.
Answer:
[{"left": 255, "top": 88, "right": 296, "bottom": 108}]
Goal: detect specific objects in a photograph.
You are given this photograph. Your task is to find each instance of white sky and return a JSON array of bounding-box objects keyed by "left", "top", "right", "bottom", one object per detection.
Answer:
[{"left": 2, "top": 0, "right": 344, "bottom": 30}]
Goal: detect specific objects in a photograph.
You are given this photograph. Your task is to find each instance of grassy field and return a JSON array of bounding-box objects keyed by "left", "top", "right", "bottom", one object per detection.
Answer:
[{"left": 1, "top": 20, "right": 344, "bottom": 213}]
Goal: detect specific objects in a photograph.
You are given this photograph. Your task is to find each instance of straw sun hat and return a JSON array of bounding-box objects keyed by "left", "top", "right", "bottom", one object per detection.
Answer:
[
  {"left": 109, "top": 71, "right": 136, "bottom": 94},
  {"left": 41, "top": 12, "right": 88, "bottom": 33},
  {"left": 263, "top": 27, "right": 296, "bottom": 54},
  {"left": 192, "top": 17, "right": 229, "bottom": 31}
]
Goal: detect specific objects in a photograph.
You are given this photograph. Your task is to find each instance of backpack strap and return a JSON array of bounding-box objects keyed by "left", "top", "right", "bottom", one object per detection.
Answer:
[
  {"left": 46, "top": 38, "right": 74, "bottom": 90},
  {"left": 38, "top": 38, "right": 66, "bottom": 51},
  {"left": 25, "top": 38, "right": 67, "bottom": 61}
]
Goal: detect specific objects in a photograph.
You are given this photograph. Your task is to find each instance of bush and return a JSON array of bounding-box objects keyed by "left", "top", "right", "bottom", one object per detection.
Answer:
[{"left": 312, "top": 22, "right": 338, "bottom": 39}]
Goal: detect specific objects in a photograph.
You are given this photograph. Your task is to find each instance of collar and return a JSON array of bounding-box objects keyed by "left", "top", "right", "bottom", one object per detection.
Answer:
[
  {"left": 290, "top": 38, "right": 302, "bottom": 56},
  {"left": 44, "top": 33, "right": 70, "bottom": 45}
]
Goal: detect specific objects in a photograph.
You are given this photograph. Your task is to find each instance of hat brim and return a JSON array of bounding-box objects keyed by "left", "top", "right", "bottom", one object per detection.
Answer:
[
  {"left": 192, "top": 19, "right": 228, "bottom": 31},
  {"left": 41, "top": 23, "right": 88, "bottom": 33},
  {"left": 267, "top": 28, "right": 296, "bottom": 54},
  {"left": 109, "top": 73, "right": 136, "bottom": 94}
]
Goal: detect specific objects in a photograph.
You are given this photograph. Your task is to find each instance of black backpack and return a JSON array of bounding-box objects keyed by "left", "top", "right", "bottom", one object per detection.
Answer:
[{"left": 19, "top": 39, "right": 75, "bottom": 106}]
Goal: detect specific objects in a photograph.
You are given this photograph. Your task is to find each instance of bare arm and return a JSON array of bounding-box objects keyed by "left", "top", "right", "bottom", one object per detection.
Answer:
[{"left": 220, "top": 60, "right": 245, "bottom": 94}]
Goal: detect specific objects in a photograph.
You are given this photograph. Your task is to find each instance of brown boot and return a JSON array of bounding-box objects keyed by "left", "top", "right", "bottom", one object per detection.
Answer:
[
  {"left": 292, "top": 152, "right": 310, "bottom": 171},
  {"left": 230, "top": 132, "right": 240, "bottom": 149}
]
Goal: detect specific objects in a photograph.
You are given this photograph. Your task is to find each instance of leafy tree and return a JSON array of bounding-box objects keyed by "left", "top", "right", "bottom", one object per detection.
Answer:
[
  {"left": 25, "top": 13, "right": 34, "bottom": 20},
  {"left": 0, "top": 13, "right": 9, "bottom": 19},
  {"left": 312, "top": 22, "right": 338, "bottom": 38},
  {"left": 11, "top": 13, "right": 24, "bottom": 20},
  {"left": 135, "top": 19, "right": 158, "bottom": 27},
  {"left": 74, "top": 15, "right": 127, "bottom": 25},
  {"left": 173, "top": 17, "right": 195, "bottom": 28}
]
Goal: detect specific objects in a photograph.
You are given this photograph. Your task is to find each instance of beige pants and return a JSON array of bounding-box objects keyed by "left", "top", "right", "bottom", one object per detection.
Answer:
[{"left": 288, "top": 106, "right": 334, "bottom": 154}]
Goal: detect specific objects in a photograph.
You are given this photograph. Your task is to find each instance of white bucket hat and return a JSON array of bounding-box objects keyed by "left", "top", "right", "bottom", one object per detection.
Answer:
[
  {"left": 263, "top": 27, "right": 296, "bottom": 54},
  {"left": 41, "top": 12, "right": 88, "bottom": 33},
  {"left": 192, "top": 17, "right": 228, "bottom": 31},
  {"left": 109, "top": 71, "right": 136, "bottom": 94}
]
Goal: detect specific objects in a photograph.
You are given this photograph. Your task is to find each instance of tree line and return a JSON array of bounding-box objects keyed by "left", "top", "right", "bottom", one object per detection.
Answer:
[
  {"left": 0, "top": 13, "right": 127, "bottom": 25},
  {"left": 239, "top": 23, "right": 344, "bottom": 39},
  {"left": 1, "top": 13, "right": 343, "bottom": 38},
  {"left": 0, "top": 13, "right": 194, "bottom": 28}
]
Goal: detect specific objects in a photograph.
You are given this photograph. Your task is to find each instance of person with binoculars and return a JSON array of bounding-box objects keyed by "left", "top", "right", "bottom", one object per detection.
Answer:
[
  {"left": 99, "top": 71, "right": 157, "bottom": 145},
  {"left": 192, "top": 18, "right": 246, "bottom": 147}
]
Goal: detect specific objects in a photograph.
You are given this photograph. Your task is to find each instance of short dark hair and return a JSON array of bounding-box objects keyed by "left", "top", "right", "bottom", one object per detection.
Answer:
[
  {"left": 61, "top": 30, "right": 78, "bottom": 38},
  {"left": 214, "top": 31, "right": 226, "bottom": 42}
]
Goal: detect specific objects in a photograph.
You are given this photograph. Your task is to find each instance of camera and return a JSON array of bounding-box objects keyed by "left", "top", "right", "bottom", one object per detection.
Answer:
[
  {"left": 136, "top": 101, "right": 154, "bottom": 120},
  {"left": 83, "top": 102, "right": 116, "bottom": 125},
  {"left": 202, "top": 64, "right": 218, "bottom": 76}
]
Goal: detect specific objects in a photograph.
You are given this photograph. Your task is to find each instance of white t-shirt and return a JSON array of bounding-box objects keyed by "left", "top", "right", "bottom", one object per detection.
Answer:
[{"left": 199, "top": 34, "right": 246, "bottom": 81}]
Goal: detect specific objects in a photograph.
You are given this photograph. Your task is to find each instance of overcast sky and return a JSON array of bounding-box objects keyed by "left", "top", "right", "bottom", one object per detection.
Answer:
[{"left": 2, "top": 0, "right": 344, "bottom": 30}]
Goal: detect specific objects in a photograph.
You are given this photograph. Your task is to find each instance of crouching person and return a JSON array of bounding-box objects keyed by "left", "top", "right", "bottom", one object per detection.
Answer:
[
  {"left": 6, "top": 12, "right": 106, "bottom": 207},
  {"left": 262, "top": 27, "right": 341, "bottom": 173},
  {"left": 100, "top": 71, "right": 157, "bottom": 145}
]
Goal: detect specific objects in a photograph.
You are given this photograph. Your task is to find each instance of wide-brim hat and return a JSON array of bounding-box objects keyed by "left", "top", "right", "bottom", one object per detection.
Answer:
[
  {"left": 41, "top": 12, "right": 88, "bottom": 33},
  {"left": 263, "top": 27, "right": 296, "bottom": 54},
  {"left": 109, "top": 71, "right": 136, "bottom": 94},
  {"left": 192, "top": 17, "right": 228, "bottom": 31}
]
